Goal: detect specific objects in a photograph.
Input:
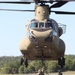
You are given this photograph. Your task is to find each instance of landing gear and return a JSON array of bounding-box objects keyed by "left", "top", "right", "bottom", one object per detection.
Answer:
[
  {"left": 58, "top": 57, "right": 65, "bottom": 69},
  {"left": 20, "top": 56, "right": 28, "bottom": 68}
]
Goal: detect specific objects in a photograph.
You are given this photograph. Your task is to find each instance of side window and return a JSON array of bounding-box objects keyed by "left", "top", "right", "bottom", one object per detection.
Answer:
[
  {"left": 58, "top": 27, "right": 63, "bottom": 37},
  {"left": 52, "top": 20, "right": 58, "bottom": 32}
]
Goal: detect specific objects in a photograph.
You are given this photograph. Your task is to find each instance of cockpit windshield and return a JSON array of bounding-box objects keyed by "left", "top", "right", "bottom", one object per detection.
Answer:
[
  {"left": 45, "top": 22, "right": 53, "bottom": 28},
  {"left": 29, "top": 22, "right": 53, "bottom": 29},
  {"left": 29, "top": 22, "right": 38, "bottom": 28},
  {"left": 39, "top": 22, "right": 44, "bottom": 28}
]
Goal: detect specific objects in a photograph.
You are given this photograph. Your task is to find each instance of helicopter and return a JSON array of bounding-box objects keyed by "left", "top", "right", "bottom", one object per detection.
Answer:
[{"left": 0, "top": 0, "right": 75, "bottom": 68}]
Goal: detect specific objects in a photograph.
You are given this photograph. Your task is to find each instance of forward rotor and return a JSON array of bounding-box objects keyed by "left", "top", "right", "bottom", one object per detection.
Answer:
[{"left": 0, "top": 0, "right": 75, "bottom": 15}]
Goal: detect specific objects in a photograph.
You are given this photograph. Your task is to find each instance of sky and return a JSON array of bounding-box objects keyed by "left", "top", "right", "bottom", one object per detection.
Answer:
[{"left": 0, "top": 0, "right": 75, "bottom": 56}]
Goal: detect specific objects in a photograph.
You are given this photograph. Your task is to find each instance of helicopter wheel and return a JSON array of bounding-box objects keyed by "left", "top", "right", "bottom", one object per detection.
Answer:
[{"left": 58, "top": 57, "right": 65, "bottom": 68}]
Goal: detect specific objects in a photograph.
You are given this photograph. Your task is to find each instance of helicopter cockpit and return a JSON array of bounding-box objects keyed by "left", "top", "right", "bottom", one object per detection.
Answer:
[
  {"left": 27, "top": 19, "right": 66, "bottom": 40},
  {"left": 27, "top": 19, "right": 58, "bottom": 41}
]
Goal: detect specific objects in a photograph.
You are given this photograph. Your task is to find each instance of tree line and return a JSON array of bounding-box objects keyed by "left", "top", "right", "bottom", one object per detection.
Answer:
[{"left": 0, "top": 55, "right": 75, "bottom": 74}]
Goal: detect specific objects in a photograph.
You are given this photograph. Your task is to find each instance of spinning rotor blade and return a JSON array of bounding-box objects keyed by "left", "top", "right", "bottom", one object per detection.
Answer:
[
  {"left": 0, "top": 9, "right": 34, "bottom": 12},
  {"left": 59, "top": 0, "right": 75, "bottom": 1},
  {"left": 0, "top": 0, "right": 75, "bottom": 5},
  {"left": 0, "top": 1, "right": 31, "bottom": 4},
  {"left": 51, "top": 10, "right": 75, "bottom": 15},
  {"left": 50, "top": 1, "right": 68, "bottom": 8}
]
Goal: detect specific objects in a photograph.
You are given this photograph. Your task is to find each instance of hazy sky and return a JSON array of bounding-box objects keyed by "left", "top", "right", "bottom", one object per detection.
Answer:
[{"left": 0, "top": 1, "right": 75, "bottom": 56}]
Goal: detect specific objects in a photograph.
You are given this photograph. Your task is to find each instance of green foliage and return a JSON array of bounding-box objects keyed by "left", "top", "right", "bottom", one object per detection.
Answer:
[
  {"left": 0, "top": 55, "right": 75, "bottom": 74},
  {"left": 19, "top": 65, "right": 25, "bottom": 74},
  {"left": 64, "top": 57, "right": 75, "bottom": 71},
  {"left": 47, "top": 61, "right": 59, "bottom": 72}
]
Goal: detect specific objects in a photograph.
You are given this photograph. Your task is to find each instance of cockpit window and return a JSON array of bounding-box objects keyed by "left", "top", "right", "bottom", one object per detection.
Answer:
[
  {"left": 29, "top": 20, "right": 58, "bottom": 31},
  {"left": 45, "top": 22, "right": 53, "bottom": 28},
  {"left": 29, "top": 22, "right": 38, "bottom": 28},
  {"left": 39, "top": 22, "right": 44, "bottom": 28}
]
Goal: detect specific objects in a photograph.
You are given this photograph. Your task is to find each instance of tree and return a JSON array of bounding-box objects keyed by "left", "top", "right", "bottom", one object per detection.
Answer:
[
  {"left": 0, "top": 55, "right": 75, "bottom": 74},
  {"left": 19, "top": 65, "right": 25, "bottom": 74},
  {"left": 2, "top": 67, "right": 11, "bottom": 74},
  {"left": 47, "top": 61, "right": 58, "bottom": 72}
]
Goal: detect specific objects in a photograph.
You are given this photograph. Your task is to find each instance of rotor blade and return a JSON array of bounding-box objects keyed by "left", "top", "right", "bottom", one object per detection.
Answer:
[
  {"left": 0, "top": 9, "right": 35, "bottom": 12},
  {"left": 59, "top": 0, "right": 75, "bottom": 1},
  {"left": 50, "top": 1, "right": 68, "bottom": 8},
  {"left": 0, "top": 1, "right": 31, "bottom": 4},
  {"left": 51, "top": 10, "right": 75, "bottom": 15}
]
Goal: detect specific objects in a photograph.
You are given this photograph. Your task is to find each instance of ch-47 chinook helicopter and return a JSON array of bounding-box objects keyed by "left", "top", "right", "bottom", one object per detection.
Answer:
[{"left": 0, "top": 0, "right": 75, "bottom": 68}]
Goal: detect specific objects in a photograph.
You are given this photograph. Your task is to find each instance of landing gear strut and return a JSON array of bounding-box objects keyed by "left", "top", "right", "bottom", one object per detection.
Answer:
[
  {"left": 58, "top": 57, "right": 65, "bottom": 69},
  {"left": 20, "top": 55, "right": 28, "bottom": 68}
]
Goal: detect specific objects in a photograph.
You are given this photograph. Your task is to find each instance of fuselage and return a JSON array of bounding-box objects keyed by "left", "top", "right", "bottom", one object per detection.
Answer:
[{"left": 19, "top": 5, "right": 65, "bottom": 60}]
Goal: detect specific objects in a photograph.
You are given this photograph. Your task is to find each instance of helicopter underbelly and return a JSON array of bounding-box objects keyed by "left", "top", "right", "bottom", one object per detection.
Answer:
[{"left": 20, "top": 37, "right": 65, "bottom": 60}]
